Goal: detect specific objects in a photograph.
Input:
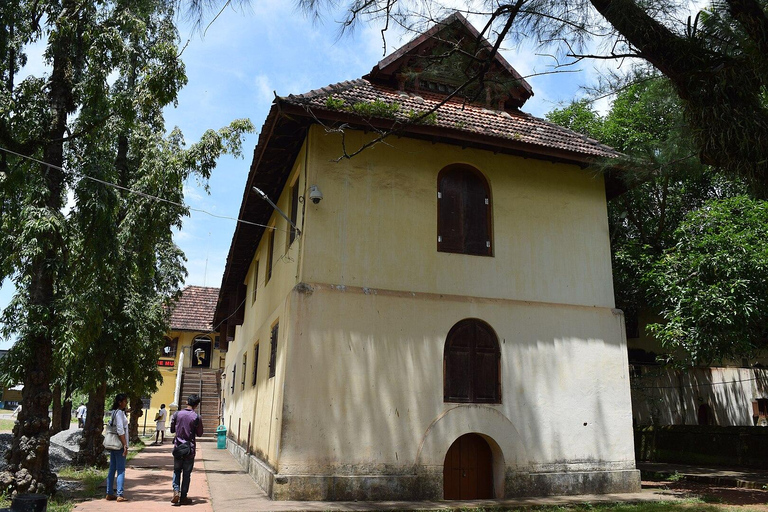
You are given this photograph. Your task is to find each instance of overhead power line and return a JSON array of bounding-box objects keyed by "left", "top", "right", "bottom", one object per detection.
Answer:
[{"left": 0, "top": 146, "right": 287, "bottom": 233}]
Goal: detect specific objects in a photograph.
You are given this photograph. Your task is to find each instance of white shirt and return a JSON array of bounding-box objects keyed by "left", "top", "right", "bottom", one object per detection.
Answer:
[
  {"left": 111, "top": 409, "right": 129, "bottom": 436},
  {"left": 156, "top": 408, "right": 167, "bottom": 423},
  {"left": 76, "top": 405, "right": 87, "bottom": 418}
]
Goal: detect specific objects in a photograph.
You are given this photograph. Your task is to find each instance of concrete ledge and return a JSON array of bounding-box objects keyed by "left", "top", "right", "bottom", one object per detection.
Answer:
[
  {"left": 272, "top": 473, "right": 423, "bottom": 501},
  {"left": 226, "top": 439, "right": 276, "bottom": 497},
  {"left": 506, "top": 469, "right": 642, "bottom": 497},
  {"left": 226, "top": 442, "right": 641, "bottom": 501}
]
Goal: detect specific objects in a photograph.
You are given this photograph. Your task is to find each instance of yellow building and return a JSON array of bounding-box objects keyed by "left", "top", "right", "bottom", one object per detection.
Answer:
[
  {"left": 147, "top": 285, "right": 223, "bottom": 436},
  {"left": 214, "top": 13, "right": 639, "bottom": 501}
]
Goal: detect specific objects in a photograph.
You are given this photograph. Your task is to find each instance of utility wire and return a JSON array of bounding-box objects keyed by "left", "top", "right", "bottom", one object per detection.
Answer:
[{"left": 0, "top": 146, "right": 288, "bottom": 233}]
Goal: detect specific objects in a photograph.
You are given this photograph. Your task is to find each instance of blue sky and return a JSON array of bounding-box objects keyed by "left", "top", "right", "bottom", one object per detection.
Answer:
[{"left": 0, "top": 2, "right": 619, "bottom": 349}]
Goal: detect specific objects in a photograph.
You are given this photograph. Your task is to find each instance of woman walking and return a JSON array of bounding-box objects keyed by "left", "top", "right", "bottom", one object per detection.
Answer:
[{"left": 106, "top": 393, "right": 129, "bottom": 502}]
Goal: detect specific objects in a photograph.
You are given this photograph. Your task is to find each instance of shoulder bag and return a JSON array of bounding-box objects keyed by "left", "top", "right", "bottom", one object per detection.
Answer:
[{"left": 103, "top": 410, "right": 123, "bottom": 451}]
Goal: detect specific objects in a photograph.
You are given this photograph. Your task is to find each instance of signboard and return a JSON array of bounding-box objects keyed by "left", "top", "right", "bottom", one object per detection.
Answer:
[
  {"left": 141, "top": 397, "right": 151, "bottom": 409},
  {"left": 157, "top": 359, "right": 175, "bottom": 367}
]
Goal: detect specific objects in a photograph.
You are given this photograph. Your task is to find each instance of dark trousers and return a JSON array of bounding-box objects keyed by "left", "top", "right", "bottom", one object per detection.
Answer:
[{"left": 172, "top": 456, "right": 195, "bottom": 497}]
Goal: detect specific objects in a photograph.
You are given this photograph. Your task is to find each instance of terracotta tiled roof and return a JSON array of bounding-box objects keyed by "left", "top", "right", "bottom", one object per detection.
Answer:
[
  {"left": 284, "top": 79, "right": 621, "bottom": 159},
  {"left": 169, "top": 286, "right": 219, "bottom": 332}
]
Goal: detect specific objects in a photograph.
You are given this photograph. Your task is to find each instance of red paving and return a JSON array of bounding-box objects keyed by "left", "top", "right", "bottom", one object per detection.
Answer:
[{"left": 72, "top": 441, "right": 212, "bottom": 512}]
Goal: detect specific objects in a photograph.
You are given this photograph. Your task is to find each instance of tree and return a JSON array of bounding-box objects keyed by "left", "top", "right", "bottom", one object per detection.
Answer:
[
  {"left": 648, "top": 196, "right": 768, "bottom": 364},
  {"left": 301, "top": 0, "right": 768, "bottom": 197},
  {"left": 547, "top": 73, "right": 750, "bottom": 363},
  {"left": 0, "top": 0, "right": 252, "bottom": 492}
]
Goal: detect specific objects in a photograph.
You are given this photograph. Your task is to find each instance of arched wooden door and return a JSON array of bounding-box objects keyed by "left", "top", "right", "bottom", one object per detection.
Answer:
[{"left": 443, "top": 433, "right": 493, "bottom": 499}]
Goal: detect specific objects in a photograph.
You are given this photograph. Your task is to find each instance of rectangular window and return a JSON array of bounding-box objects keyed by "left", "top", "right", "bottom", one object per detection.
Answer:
[
  {"left": 289, "top": 180, "right": 300, "bottom": 247},
  {"left": 252, "top": 344, "right": 259, "bottom": 386},
  {"left": 241, "top": 353, "right": 247, "bottom": 390},
  {"left": 266, "top": 226, "right": 274, "bottom": 283},
  {"left": 231, "top": 365, "right": 236, "bottom": 394},
  {"left": 251, "top": 260, "right": 259, "bottom": 304},
  {"left": 269, "top": 322, "right": 279, "bottom": 378}
]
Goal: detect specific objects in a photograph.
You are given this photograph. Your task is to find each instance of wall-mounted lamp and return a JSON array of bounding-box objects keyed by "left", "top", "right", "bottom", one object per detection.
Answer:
[
  {"left": 308, "top": 185, "right": 323, "bottom": 204},
  {"left": 252, "top": 187, "right": 300, "bottom": 236}
]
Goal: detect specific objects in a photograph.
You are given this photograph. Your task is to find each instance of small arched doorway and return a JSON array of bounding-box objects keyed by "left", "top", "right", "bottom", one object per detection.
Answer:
[
  {"left": 443, "top": 433, "right": 493, "bottom": 499},
  {"left": 192, "top": 336, "right": 212, "bottom": 368}
]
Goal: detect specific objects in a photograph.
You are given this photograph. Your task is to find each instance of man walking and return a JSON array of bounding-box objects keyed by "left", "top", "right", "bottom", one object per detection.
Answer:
[
  {"left": 170, "top": 394, "right": 204, "bottom": 505},
  {"left": 154, "top": 404, "right": 167, "bottom": 445},
  {"left": 76, "top": 403, "right": 87, "bottom": 428}
]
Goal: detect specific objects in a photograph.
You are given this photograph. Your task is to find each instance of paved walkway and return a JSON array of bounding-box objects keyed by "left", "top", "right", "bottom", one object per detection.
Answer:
[
  {"left": 77, "top": 439, "right": 768, "bottom": 512},
  {"left": 73, "top": 440, "right": 213, "bottom": 512},
  {"left": 71, "top": 438, "right": 674, "bottom": 511}
]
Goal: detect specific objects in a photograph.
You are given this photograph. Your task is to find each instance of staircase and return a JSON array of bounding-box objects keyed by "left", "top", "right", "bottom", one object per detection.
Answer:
[{"left": 180, "top": 368, "right": 221, "bottom": 436}]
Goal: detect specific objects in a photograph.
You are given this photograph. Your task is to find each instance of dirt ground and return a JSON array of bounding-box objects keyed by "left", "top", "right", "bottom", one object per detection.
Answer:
[{"left": 643, "top": 480, "right": 768, "bottom": 510}]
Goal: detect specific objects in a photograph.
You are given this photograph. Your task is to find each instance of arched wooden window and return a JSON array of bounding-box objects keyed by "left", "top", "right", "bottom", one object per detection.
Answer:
[
  {"left": 444, "top": 319, "right": 501, "bottom": 403},
  {"left": 437, "top": 165, "right": 492, "bottom": 256}
]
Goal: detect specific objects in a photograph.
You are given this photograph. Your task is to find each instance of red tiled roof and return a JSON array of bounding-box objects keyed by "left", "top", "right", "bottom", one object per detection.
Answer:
[
  {"left": 283, "top": 79, "right": 621, "bottom": 159},
  {"left": 169, "top": 286, "right": 219, "bottom": 332}
]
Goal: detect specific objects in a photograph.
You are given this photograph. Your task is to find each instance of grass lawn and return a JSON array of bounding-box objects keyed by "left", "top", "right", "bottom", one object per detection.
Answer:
[
  {"left": 0, "top": 439, "right": 146, "bottom": 512},
  {"left": 389, "top": 505, "right": 742, "bottom": 512}
]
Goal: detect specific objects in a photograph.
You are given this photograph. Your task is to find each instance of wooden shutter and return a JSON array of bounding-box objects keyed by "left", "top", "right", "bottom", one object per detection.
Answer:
[
  {"left": 252, "top": 344, "right": 259, "bottom": 386},
  {"left": 445, "top": 322, "right": 473, "bottom": 402},
  {"left": 463, "top": 173, "right": 491, "bottom": 256},
  {"left": 269, "top": 323, "right": 278, "bottom": 378},
  {"left": 266, "top": 228, "right": 275, "bottom": 282},
  {"left": 444, "top": 319, "right": 500, "bottom": 404},
  {"left": 252, "top": 261, "right": 259, "bottom": 304},
  {"left": 438, "top": 166, "right": 492, "bottom": 256},
  {"left": 438, "top": 173, "right": 465, "bottom": 253},
  {"left": 473, "top": 323, "right": 500, "bottom": 403}
]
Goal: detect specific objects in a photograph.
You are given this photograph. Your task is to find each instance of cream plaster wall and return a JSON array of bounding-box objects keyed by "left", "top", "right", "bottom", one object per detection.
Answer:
[
  {"left": 223, "top": 148, "right": 306, "bottom": 465},
  {"left": 277, "top": 286, "right": 635, "bottom": 476},
  {"left": 300, "top": 126, "right": 615, "bottom": 308}
]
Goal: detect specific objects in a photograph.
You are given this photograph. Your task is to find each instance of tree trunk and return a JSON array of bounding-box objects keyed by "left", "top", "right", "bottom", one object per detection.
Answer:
[
  {"left": 60, "top": 400, "right": 73, "bottom": 431},
  {"left": 0, "top": 1, "right": 81, "bottom": 495},
  {"left": 589, "top": 0, "right": 768, "bottom": 196},
  {"left": 128, "top": 395, "right": 143, "bottom": 444},
  {"left": 75, "top": 384, "right": 107, "bottom": 468},
  {"left": 50, "top": 385, "right": 62, "bottom": 435},
  {"left": 61, "top": 373, "right": 74, "bottom": 431}
]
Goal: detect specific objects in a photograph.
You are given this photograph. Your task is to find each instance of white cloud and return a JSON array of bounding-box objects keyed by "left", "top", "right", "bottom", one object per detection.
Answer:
[{"left": 254, "top": 75, "right": 274, "bottom": 105}]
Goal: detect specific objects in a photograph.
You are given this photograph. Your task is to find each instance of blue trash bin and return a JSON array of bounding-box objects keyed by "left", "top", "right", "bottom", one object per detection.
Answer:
[{"left": 216, "top": 425, "right": 227, "bottom": 449}]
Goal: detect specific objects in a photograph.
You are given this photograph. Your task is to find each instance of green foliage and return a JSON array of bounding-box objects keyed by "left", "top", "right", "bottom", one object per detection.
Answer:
[
  {"left": 325, "top": 95, "right": 345, "bottom": 109},
  {"left": 0, "top": 0, "right": 253, "bottom": 489},
  {"left": 648, "top": 196, "right": 768, "bottom": 365},
  {"left": 407, "top": 109, "right": 438, "bottom": 124},
  {"left": 548, "top": 72, "right": 753, "bottom": 364},
  {"left": 350, "top": 99, "right": 400, "bottom": 118},
  {"left": 666, "top": 471, "right": 684, "bottom": 482},
  {"left": 546, "top": 99, "right": 604, "bottom": 141}
]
